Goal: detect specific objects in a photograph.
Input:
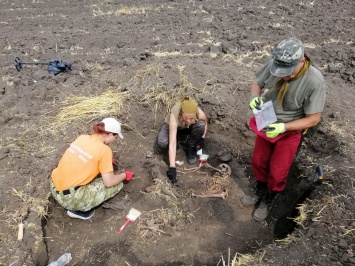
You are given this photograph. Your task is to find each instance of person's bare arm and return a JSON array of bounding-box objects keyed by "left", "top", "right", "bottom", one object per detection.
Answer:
[
  {"left": 284, "top": 113, "right": 321, "bottom": 131},
  {"left": 168, "top": 114, "right": 178, "bottom": 167},
  {"left": 198, "top": 107, "right": 208, "bottom": 138},
  {"left": 250, "top": 81, "right": 262, "bottom": 97},
  {"left": 101, "top": 172, "right": 127, "bottom": 187}
]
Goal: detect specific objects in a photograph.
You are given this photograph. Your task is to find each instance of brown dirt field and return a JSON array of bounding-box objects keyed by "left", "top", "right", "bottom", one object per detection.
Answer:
[{"left": 0, "top": 0, "right": 354, "bottom": 265}]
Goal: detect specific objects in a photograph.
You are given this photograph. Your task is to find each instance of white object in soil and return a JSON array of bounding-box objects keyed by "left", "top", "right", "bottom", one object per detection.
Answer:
[{"left": 47, "top": 253, "right": 72, "bottom": 266}]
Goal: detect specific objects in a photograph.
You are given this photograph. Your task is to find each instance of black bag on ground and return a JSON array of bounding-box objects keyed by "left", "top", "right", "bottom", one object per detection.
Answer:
[
  {"left": 47, "top": 60, "right": 72, "bottom": 75},
  {"left": 303, "top": 117, "right": 323, "bottom": 138}
]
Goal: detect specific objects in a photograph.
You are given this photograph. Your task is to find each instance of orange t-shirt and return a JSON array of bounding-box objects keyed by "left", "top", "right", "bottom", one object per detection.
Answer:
[{"left": 52, "top": 134, "right": 113, "bottom": 191}]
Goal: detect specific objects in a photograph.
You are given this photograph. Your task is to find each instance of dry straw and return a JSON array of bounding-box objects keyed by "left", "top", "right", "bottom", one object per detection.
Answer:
[
  {"left": 129, "top": 64, "right": 202, "bottom": 127},
  {"left": 218, "top": 249, "right": 265, "bottom": 266},
  {"left": 293, "top": 203, "right": 308, "bottom": 228},
  {"left": 50, "top": 89, "right": 130, "bottom": 130}
]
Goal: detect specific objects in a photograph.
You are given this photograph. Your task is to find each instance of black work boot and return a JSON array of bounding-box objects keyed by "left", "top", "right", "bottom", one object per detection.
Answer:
[
  {"left": 252, "top": 190, "right": 277, "bottom": 222},
  {"left": 186, "top": 147, "right": 197, "bottom": 165},
  {"left": 241, "top": 181, "right": 267, "bottom": 206}
]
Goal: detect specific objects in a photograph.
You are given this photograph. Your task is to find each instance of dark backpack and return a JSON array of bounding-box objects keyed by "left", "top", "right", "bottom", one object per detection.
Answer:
[{"left": 48, "top": 60, "right": 72, "bottom": 75}]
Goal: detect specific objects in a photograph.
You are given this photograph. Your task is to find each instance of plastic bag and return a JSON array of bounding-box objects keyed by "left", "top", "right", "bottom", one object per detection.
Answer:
[{"left": 253, "top": 100, "right": 277, "bottom": 131}]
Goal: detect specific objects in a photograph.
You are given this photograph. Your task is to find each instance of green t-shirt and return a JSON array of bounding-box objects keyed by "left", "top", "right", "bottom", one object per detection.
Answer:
[{"left": 256, "top": 60, "right": 326, "bottom": 123}]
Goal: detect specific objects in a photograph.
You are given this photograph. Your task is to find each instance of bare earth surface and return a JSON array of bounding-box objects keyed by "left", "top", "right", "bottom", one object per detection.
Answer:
[{"left": 0, "top": 0, "right": 354, "bottom": 265}]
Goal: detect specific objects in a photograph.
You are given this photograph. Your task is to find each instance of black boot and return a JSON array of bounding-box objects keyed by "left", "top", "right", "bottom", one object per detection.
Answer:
[
  {"left": 252, "top": 190, "right": 277, "bottom": 222},
  {"left": 186, "top": 147, "right": 197, "bottom": 165},
  {"left": 241, "top": 181, "right": 267, "bottom": 205},
  {"left": 153, "top": 139, "right": 166, "bottom": 155}
]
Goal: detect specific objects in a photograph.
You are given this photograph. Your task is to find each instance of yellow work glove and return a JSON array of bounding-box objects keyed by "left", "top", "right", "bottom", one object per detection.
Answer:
[
  {"left": 266, "top": 123, "right": 285, "bottom": 138},
  {"left": 249, "top": 96, "right": 263, "bottom": 110}
]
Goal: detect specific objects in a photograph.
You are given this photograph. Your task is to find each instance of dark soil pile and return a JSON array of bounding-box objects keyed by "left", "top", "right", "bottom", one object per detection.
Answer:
[{"left": 0, "top": 0, "right": 354, "bottom": 265}]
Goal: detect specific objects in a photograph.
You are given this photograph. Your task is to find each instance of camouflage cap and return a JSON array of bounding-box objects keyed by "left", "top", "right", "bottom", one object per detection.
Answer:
[{"left": 270, "top": 37, "right": 304, "bottom": 77}]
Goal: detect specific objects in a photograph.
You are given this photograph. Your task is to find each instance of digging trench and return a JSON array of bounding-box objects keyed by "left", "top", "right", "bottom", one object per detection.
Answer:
[{"left": 36, "top": 154, "right": 323, "bottom": 265}]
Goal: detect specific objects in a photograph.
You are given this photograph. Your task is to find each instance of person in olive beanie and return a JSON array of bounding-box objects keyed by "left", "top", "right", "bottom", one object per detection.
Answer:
[{"left": 157, "top": 96, "right": 208, "bottom": 184}]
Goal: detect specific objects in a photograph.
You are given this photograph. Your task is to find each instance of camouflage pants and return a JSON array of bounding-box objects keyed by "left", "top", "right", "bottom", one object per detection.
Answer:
[{"left": 50, "top": 178, "right": 123, "bottom": 212}]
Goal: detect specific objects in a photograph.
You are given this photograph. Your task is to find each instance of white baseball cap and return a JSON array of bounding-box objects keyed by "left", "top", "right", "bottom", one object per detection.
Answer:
[{"left": 101, "top": 117, "right": 124, "bottom": 139}]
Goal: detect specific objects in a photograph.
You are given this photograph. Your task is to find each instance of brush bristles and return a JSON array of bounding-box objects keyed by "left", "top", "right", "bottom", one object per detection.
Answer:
[{"left": 128, "top": 208, "right": 142, "bottom": 217}]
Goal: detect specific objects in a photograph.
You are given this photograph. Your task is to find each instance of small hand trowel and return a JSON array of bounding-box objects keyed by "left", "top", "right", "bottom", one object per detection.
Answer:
[{"left": 117, "top": 208, "right": 141, "bottom": 234}]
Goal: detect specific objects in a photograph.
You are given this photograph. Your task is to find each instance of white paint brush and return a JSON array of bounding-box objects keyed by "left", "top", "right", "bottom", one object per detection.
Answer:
[{"left": 117, "top": 208, "right": 142, "bottom": 234}]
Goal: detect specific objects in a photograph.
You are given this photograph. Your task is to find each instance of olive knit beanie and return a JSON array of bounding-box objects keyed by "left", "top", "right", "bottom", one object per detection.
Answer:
[{"left": 180, "top": 96, "right": 198, "bottom": 114}]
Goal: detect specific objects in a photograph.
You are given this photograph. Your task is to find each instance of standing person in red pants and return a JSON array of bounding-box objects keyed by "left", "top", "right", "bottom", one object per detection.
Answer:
[{"left": 242, "top": 37, "right": 326, "bottom": 221}]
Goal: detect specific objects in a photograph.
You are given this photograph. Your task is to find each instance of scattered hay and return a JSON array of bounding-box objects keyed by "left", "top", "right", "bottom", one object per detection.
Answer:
[
  {"left": 222, "top": 45, "right": 272, "bottom": 68},
  {"left": 92, "top": 6, "right": 149, "bottom": 16},
  {"left": 114, "top": 6, "right": 149, "bottom": 15},
  {"left": 2, "top": 75, "right": 14, "bottom": 86},
  {"left": 11, "top": 188, "right": 49, "bottom": 220},
  {"left": 137, "top": 207, "right": 193, "bottom": 242},
  {"left": 128, "top": 64, "right": 203, "bottom": 127},
  {"left": 152, "top": 51, "right": 182, "bottom": 57},
  {"left": 83, "top": 60, "right": 103, "bottom": 70},
  {"left": 219, "top": 249, "right": 265, "bottom": 266},
  {"left": 131, "top": 64, "right": 182, "bottom": 110},
  {"left": 141, "top": 86, "right": 172, "bottom": 126},
  {"left": 275, "top": 234, "right": 298, "bottom": 245},
  {"left": 50, "top": 89, "right": 130, "bottom": 130},
  {"left": 293, "top": 203, "right": 308, "bottom": 228},
  {"left": 26, "top": 222, "right": 45, "bottom": 252},
  {"left": 0, "top": 187, "right": 49, "bottom": 264}
]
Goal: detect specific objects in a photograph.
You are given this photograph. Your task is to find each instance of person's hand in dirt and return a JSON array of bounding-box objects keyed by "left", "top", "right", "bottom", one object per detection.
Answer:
[
  {"left": 266, "top": 123, "right": 285, "bottom": 138},
  {"left": 249, "top": 96, "right": 263, "bottom": 110},
  {"left": 124, "top": 171, "right": 134, "bottom": 183},
  {"left": 166, "top": 167, "right": 177, "bottom": 184}
]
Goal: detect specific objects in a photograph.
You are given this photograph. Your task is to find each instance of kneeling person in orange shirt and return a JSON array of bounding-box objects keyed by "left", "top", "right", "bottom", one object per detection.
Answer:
[{"left": 50, "top": 117, "right": 134, "bottom": 220}]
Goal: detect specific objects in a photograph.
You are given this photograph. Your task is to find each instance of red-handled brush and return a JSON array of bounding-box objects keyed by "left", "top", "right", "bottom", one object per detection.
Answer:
[
  {"left": 198, "top": 154, "right": 209, "bottom": 166},
  {"left": 118, "top": 208, "right": 142, "bottom": 234}
]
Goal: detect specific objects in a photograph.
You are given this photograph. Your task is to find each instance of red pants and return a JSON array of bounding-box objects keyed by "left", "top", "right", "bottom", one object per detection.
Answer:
[{"left": 251, "top": 132, "right": 302, "bottom": 192}]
